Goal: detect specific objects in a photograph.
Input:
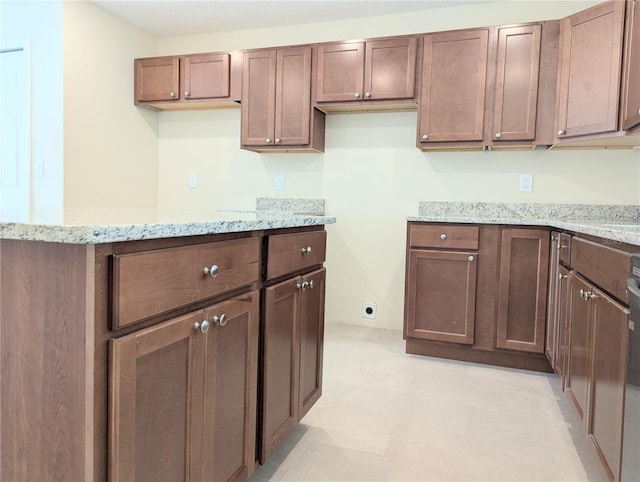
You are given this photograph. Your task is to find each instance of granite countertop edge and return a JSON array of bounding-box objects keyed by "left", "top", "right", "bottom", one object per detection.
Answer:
[
  {"left": 0, "top": 213, "right": 337, "bottom": 245},
  {"left": 407, "top": 215, "right": 640, "bottom": 247}
]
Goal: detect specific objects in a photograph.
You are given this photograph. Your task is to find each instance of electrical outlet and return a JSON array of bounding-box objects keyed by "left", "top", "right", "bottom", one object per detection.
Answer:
[
  {"left": 275, "top": 174, "right": 285, "bottom": 190},
  {"left": 519, "top": 174, "right": 533, "bottom": 192},
  {"left": 188, "top": 173, "right": 198, "bottom": 189},
  {"left": 362, "top": 301, "right": 377, "bottom": 319}
]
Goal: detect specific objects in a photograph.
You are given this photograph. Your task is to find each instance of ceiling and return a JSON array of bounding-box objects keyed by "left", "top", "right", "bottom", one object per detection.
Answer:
[{"left": 92, "top": 0, "right": 491, "bottom": 38}]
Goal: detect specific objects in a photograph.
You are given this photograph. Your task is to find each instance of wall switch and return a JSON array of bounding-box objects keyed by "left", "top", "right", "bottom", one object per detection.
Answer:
[
  {"left": 188, "top": 173, "right": 197, "bottom": 188},
  {"left": 519, "top": 174, "right": 533, "bottom": 192},
  {"left": 34, "top": 159, "right": 44, "bottom": 178},
  {"left": 362, "top": 301, "right": 377, "bottom": 319},
  {"left": 275, "top": 174, "right": 285, "bottom": 190}
]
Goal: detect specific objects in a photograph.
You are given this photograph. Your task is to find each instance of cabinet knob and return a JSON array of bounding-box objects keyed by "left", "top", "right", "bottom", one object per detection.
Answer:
[
  {"left": 301, "top": 281, "right": 310, "bottom": 291},
  {"left": 586, "top": 291, "right": 598, "bottom": 300},
  {"left": 364, "top": 92, "right": 371, "bottom": 98},
  {"left": 637, "top": 108, "right": 640, "bottom": 116},
  {"left": 170, "top": 91, "right": 176, "bottom": 98},
  {"left": 422, "top": 134, "right": 428, "bottom": 141},
  {"left": 184, "top": 91, "right": 190, "bottom": 97},
  {"left": 559, "top": 274, "right": 567, "bottom": 280},
  {"left": 468, "top": 255, "right": 475, "bottom": 262},
  {"left": 213, "top": 314, "right": 228, "bottom": 327},
  {"left": 203, "top": 265, "right": 219, "bottom": 277},
  {"left": 193, "top": 320, "right": 210, "bottom": 333},
  {"left": 579, "top": 288, "right": 585, "bottom": 299},
  {"left": 495, "top": 132, "right": 502, "bottom": 139},
  {"left": 440, "top": 234, "right": 447, "bottom": 240},
  {"left": 354, "top": 92, "right": 361, "bottom": 98},
  {"left": 557, "top": 129, "right": 565, "bottom": 136},
  {"left": 265, "top": 138, "right": 271, "bottom": 143},
  {"left": 275, "top": 138, "right": 281, "bottom": 144},
  {"left": 301, "top": 246, "right": 312, "bottom": 255}
]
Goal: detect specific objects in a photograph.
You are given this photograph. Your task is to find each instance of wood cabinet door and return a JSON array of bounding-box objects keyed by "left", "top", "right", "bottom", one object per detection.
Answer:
[
  {"left": 556, "top": 1, "right": 625, "bottom": 138},
  {"left": 556, "top": 266, "right": 571, "bottom": 387},
  {"left": 275, "top": 46, "right": 311, "bottom": 146},
  {"left": 298, "top": 268, "right": 326, "bottom": 420},
  {"left": 241, "top": 50, "right": 277, "bottom": 146},
  {"left": 622, "top": 0, "right": 640, "bottom": 131},
  {"left": 135, "top": 57, "right": 179, "bottom": 102},
  {"left": 316, "top": 42, "right": 365, "bottom": 102},
  {"left": 203, "top": 291, "right": 259, "bottom": 482},
  {"left": 587, "top": 287, "right": 629, "bottom": 482},
  {"left": 492, "top": 24, "right": 541, "bottom": 141},
  {"left": 566, "top": 273, "right": 592, "bottom": 424},
  {"left": 364, "top": 37, "right": 416, "bottom": 100},
  {"left": 182, "top": 53, "right": 230, "bottom": 100},
  {"left": 419, "top": 29, "right": 489, "bottom": 143},
  {"left": 260, "top": 277, "right": 300, "bottom": 463},
  {"left": 109, "top": 310, "right": 208, "bottom": 482},
  {"left": 496, "top": 228, "right": 549, "bottom": 353},
  {"left": 405, "top": 249, "right": 477, "bottom": 345},
  {"left": 546, "top": 232, "right": 560, "bottom": 367}
]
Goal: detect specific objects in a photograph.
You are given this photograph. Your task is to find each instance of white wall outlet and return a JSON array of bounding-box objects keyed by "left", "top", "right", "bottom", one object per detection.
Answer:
[
  {"left": 362, "top": 301, "right": 377, "bottom": 319},
  {"left": 519, "top": 174, "right": 533, "bottom": 192},
  {"left": 188, "top": 173, "right": 197, "bottom": 188},
  {"left": 275, "top": 174, "right": 285, "bottom": 190}
]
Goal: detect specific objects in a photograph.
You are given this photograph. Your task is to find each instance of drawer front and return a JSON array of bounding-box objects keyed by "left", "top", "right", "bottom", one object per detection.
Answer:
[
  {"left": 409, "top": 224, "right": 479, "bottom": 250},
  {"left": 112, "top": 237, "right": 260, "bottom": 329},
  {"left": 558, "top": 232, "right": 572, "bottom": 265},
  {"left": 266, "top": 231, "right": 326, "bottom": 280},
  {"left": 571, "top": 237, "right": 631, "bottom": 303}
]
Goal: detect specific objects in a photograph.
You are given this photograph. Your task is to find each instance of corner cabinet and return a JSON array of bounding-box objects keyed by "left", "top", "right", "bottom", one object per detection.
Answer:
[
  {"left": 315, "top": 36, "right": 417, "bottom": 110},
  {"left": 404, "top": 223, "right": 551, "bottom": 372},
  {"left": 134, "top": 51, "right": 241, "bottom": 110},
  {"left": 241, "top": 46, "right": 325, "bottom": 152},
  {"left": 259, "top": 230, "right": 327, "bottom": 463}
]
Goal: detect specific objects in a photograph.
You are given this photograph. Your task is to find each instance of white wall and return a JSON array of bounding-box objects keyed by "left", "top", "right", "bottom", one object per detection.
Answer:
[
  {"left": 62, "top": 1, "right": 159, "bottom": 221},
  {"left": 1, "top": 1, "right": 64, "bottom": 223},
  {"left": 155, "top": 1, "right": 640, "bottom": 331}
]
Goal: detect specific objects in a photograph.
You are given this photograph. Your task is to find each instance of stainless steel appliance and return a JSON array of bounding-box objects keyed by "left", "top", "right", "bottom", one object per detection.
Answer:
[{"left": 622, "top": 255, "right": 640, "bottom": 481}]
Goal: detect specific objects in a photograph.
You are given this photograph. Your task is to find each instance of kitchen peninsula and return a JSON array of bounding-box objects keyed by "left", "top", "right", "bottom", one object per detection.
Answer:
[{"left": 0, "top": 206, "right": 335, "bottom": 481}]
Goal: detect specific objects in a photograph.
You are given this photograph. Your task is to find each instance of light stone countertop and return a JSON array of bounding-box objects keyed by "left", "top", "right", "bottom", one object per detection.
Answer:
[
  {"left": 409, "top": 202, "right": 640, "bottom": 247},
  {"left": 0, "top": 210, "right": 336, "bottom": 244}
]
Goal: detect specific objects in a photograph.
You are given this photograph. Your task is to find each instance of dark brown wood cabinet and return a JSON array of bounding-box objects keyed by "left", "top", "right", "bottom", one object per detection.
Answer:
[
  {"left": 242, "top": 46, "right": 325, "bottom": 151},
  {"left": 496, "top": 228, "right": 550, "bottom": 353},
  {"left": 109, "top": 291, "right": 259, "bottom": 482},
  {"left": 418, "top": 28, "right": 489, "bottom": 148},
  {"left": 259, "top": 229, "right": 326, "bottom": 463},
  {"left": 555, "top": 1, "right": 626, "bottom": 140},
  {"left": 622, "top": 0, "right": 640, "bottom": 131},
  {"left": 546, "top": 232, "right": 561, "bottom": 365},
  {"left": 315, "top": 37, "right": 417, "bottom": 108},
  {"left": 134, "top": 52, "right": 241, "bottom": 110}
]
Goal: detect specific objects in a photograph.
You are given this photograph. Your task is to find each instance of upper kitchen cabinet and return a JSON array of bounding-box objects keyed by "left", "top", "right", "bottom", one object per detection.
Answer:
[
  {"left": 417, "top": 28, "right": 489, "bottom": 150},
  {"left": 314, "top": 36, "right": 418, "bottom": 111},
  {"left": 485, "top": 21, "right": 560, "bottom": 149},
  {"left": 553, "top": 1, "right": 639, "bottom": 148},
  {"left": 134, "top": 51, "right": 242, "bottom": 110},
  {"left": 241, "top": 46, "right": 325, "bottom": 152},
  {"left": 621, "top": 0, "right": 640, "bottom": 132}
]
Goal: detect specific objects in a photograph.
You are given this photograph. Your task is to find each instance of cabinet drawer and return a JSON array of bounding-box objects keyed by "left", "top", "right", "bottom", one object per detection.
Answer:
[
  {"left": 111, "top": 237, "right": 260, "bottom": 329},
  {"left": 265, "top": 231, "right": 326, "bottom": 280},
  {"left": 409, "top": 224, "right": 479, "bottom": 250},
  {"left": 559, "top": 232, "right": 572, "bottom": 265},
  {"left": 571, "top": 237, "right": 631, "bottom": 304}
]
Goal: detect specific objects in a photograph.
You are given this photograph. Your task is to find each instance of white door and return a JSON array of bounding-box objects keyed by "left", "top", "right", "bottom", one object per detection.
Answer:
[{"left": 0, "top": 45, "right": 30, "bottom": 222}]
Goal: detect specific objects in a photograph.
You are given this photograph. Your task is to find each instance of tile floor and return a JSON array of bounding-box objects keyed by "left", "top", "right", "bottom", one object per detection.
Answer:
[{"left": 250, "top": 322, "right": 605, "bottom": 481}]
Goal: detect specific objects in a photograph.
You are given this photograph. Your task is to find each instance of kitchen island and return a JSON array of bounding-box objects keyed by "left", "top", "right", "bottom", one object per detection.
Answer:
[{"left": 0, "top": 208, "right": 335, "bottom": 482}]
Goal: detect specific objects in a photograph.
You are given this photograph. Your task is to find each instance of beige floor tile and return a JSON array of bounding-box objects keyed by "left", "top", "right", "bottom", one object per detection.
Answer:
[{"left": 250, "top": 322, "right": 606, "bottom": 482}]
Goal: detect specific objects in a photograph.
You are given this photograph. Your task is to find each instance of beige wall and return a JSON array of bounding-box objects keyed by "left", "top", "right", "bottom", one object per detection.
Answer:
[
  {"left": 155, "top": 1, "right": 640, "bottom": 330},
  {"left": 62, "top": 1, "right": 159, "bottom": 220}
]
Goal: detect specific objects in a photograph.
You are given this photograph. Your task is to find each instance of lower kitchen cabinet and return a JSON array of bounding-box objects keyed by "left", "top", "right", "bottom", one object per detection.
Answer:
[
  {"left": 260, "top": 268, "right": 325, "bottom": 463},
  {"left": 109, "top": 291, "right": 259, "bottom": 482},
  {"left": 496, "top": 228, "right": 549, "bottom": 353}
]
